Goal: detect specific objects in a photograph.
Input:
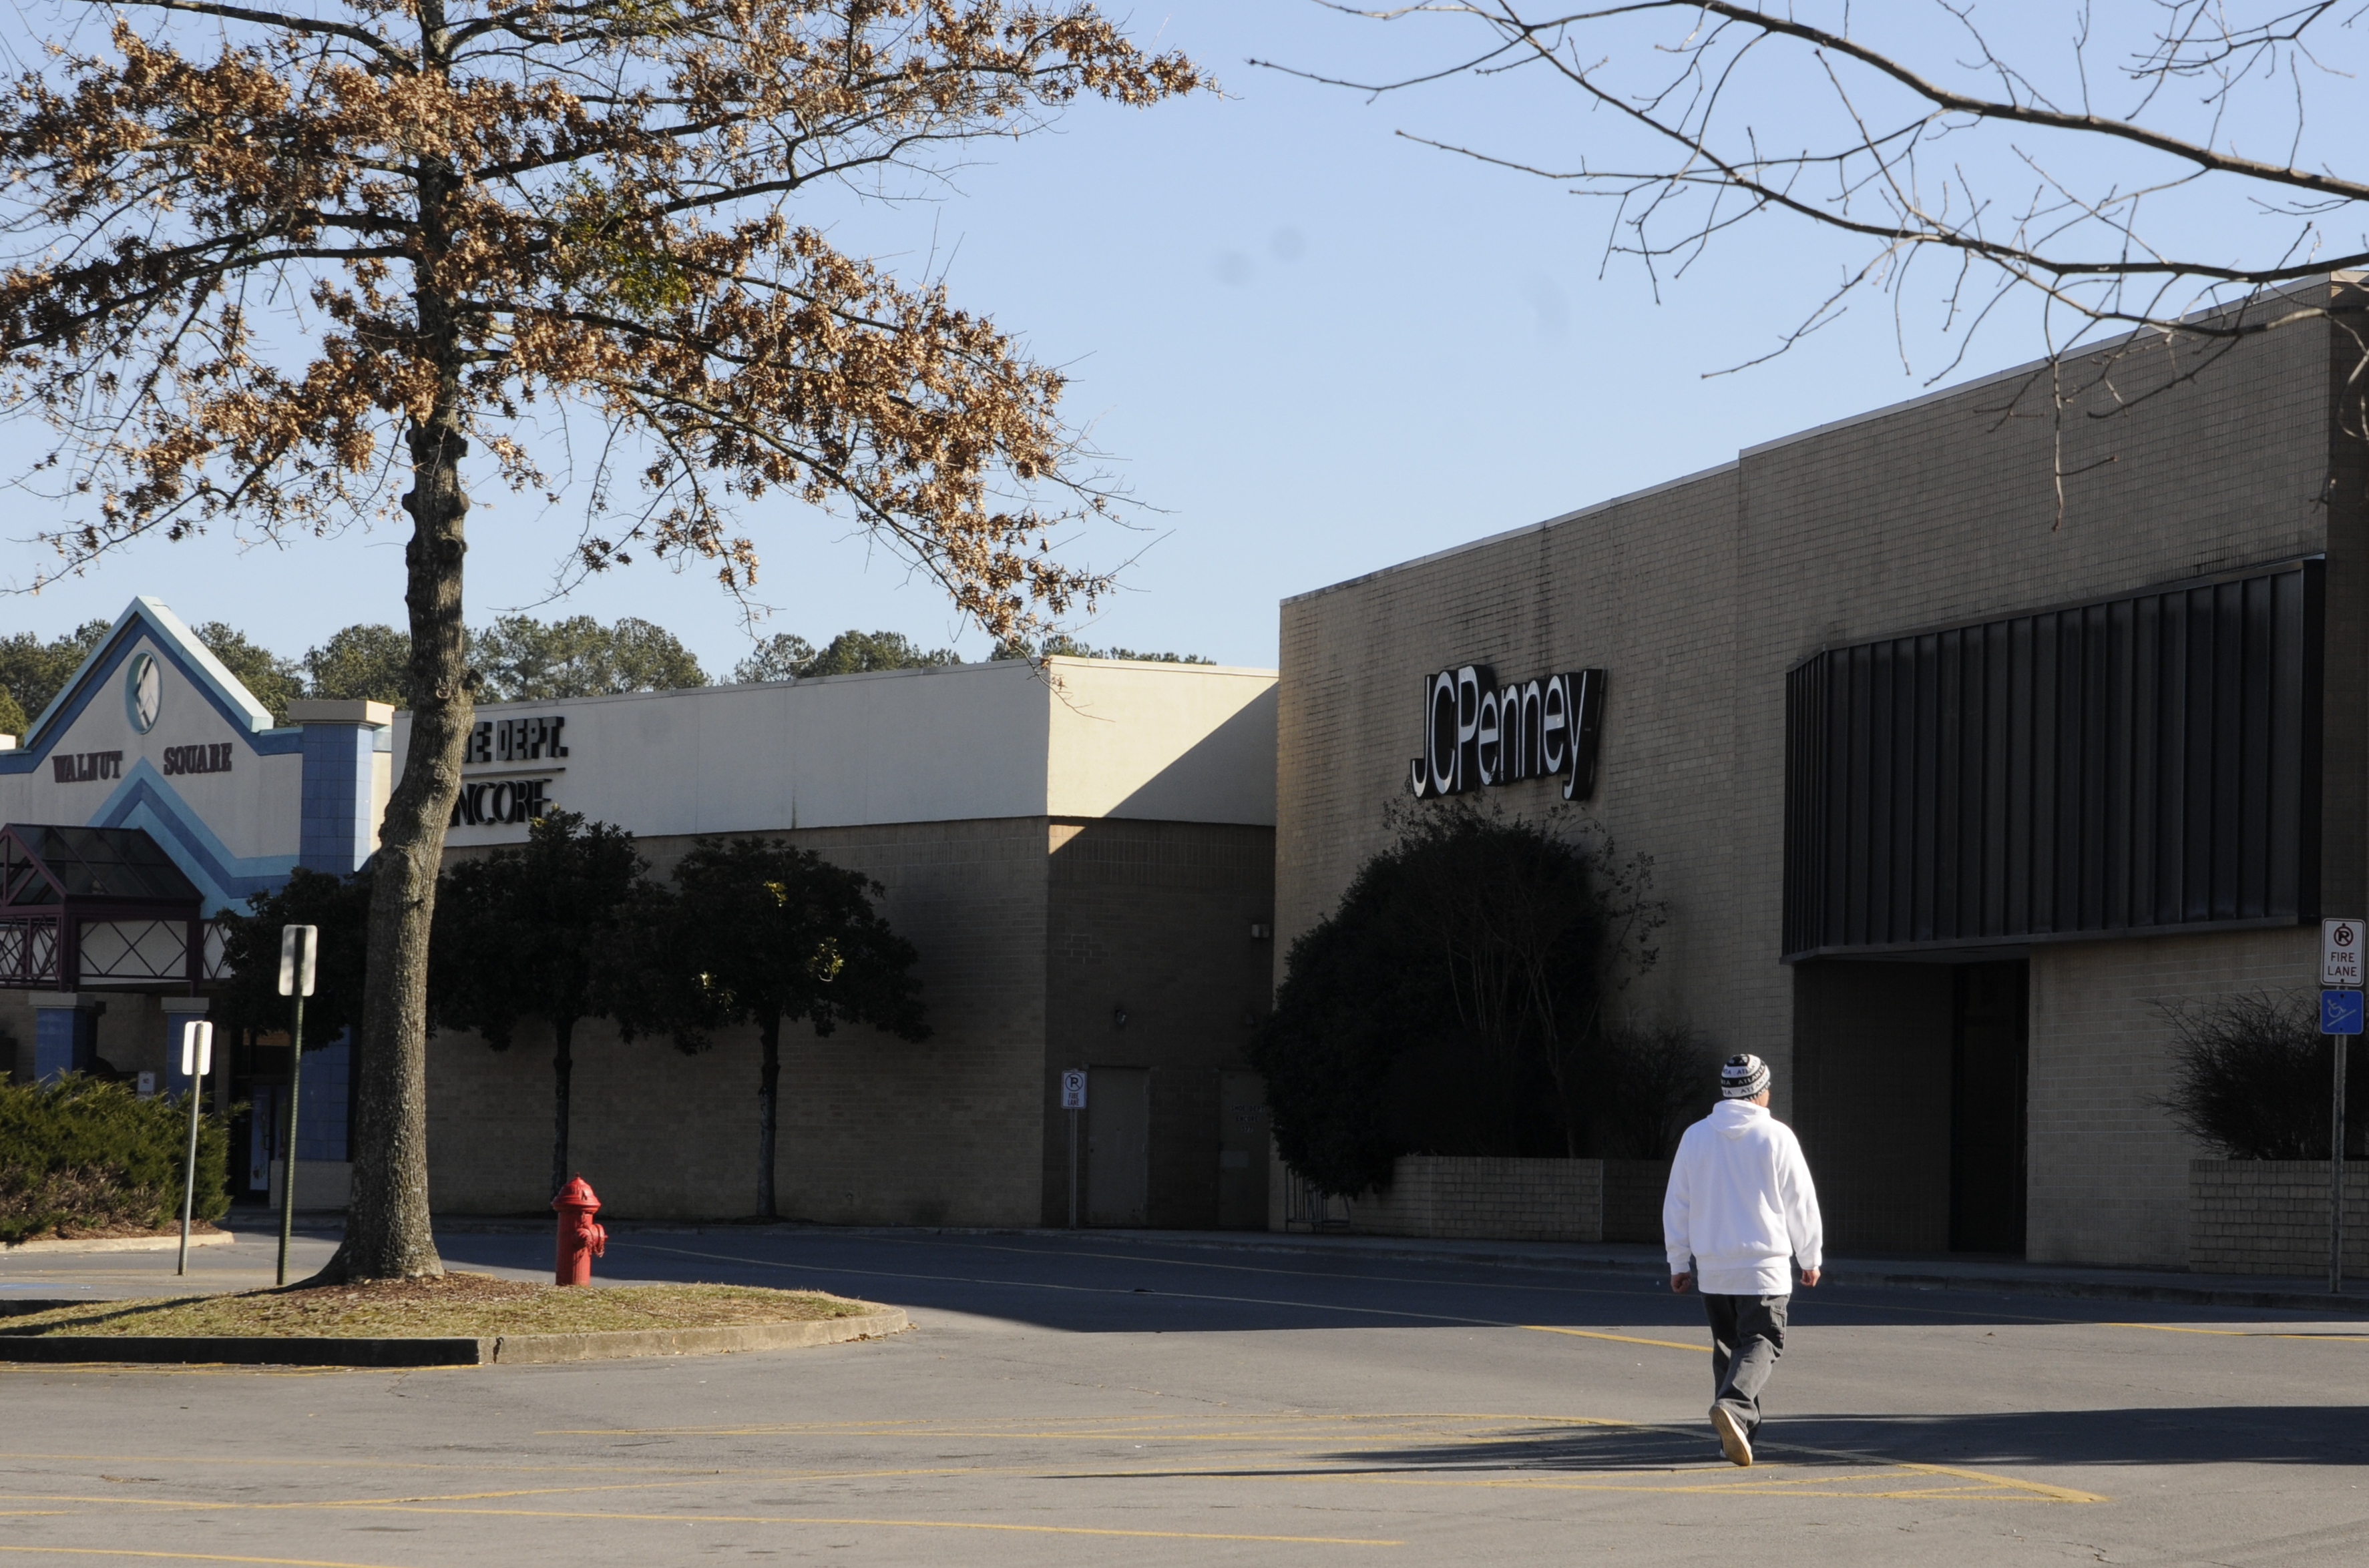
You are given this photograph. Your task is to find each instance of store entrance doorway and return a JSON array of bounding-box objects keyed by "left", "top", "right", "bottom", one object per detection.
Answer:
[{"left": 1949, "top": 961, "right": 2029, "bottom": 1254}]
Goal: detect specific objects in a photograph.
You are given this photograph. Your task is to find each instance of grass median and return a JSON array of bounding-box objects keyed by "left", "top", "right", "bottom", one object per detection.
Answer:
[{"left": 0, "top": 1273, "right": 872, "bottom": 1339}]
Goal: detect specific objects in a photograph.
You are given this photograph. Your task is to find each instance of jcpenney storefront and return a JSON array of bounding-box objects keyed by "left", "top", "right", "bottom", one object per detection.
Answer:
[
  {"left": 1277, "top": 289, "right": 2368, "bottom": 1270},
  {"left": 2, "top": 605, "right": 1279, "bottom": 1230}
]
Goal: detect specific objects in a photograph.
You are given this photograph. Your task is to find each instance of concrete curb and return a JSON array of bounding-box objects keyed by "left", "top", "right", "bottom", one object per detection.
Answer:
[
  {"left": 0, "top": 1306, "right": 908, "bottom": 1366},
  {"left": 1, "top": 1230, "right": 236, "bottom": 1256}
]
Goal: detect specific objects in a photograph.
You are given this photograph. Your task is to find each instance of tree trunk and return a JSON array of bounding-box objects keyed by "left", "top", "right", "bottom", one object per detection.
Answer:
[
  {"left": 757, "top": 1013, "right": 781, "bottom": 1220},
  {"left": 316, "top": 13, "right": 470, "bottom": 1280},
  {"left": 551, "top": 1015, "right": 576, "bottom": 1200}
]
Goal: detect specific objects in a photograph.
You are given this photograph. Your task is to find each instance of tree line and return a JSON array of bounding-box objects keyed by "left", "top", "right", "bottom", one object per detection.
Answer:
[
  {"left": 212, "top": 812, "right": 929, "bottom": 1218},
  {"left": 0, "top": 617, "right": 1215, "bottom": 736}
]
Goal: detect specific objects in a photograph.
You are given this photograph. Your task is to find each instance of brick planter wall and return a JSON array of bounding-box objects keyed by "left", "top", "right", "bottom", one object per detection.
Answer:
[
  {"left": 2189, "top": 1159, "right": 2369, "bottom": 1275},
  {"left": 1349, "top": 1156, "right": 1606, "bottom": 1242},
  {"left": 1604, "top": 1159, "right": 1674, "bottom": 1244}
]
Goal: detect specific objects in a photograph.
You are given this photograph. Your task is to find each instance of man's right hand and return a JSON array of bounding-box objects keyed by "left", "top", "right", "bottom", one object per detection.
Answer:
[{"left": 1670, "top": 1272, "right": 1691, "bottom": 1294}]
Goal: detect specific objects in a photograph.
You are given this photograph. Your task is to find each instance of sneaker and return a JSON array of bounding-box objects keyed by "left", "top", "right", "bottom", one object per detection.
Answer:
[{"left": 1711, "top": 1404, "right": 1753, "bottom": 1467}]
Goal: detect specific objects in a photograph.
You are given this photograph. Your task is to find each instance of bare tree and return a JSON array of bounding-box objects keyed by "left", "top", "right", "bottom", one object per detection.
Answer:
[
  {"left": 1278, "top": 2, "right": 2369, "bottom": 504},
  {"left": 0, "top": 0, "right": 1201, "bottom": 1279}
]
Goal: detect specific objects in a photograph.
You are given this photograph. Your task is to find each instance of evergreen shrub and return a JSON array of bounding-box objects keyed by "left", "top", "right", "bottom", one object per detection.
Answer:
[{"left": 0, "top": 1074, "right": 230, "bottom": 1243}]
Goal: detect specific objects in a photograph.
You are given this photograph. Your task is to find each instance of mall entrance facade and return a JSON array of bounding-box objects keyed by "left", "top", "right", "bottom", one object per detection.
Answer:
[{"left": 1274, "top": 280, "right": 2369, "bottom": 1268}]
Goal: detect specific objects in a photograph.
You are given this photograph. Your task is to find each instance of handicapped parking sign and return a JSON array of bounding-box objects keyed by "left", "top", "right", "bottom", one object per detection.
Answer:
[{"left": 2323, "top": 989, "right": 2364, "bottom": 1036}]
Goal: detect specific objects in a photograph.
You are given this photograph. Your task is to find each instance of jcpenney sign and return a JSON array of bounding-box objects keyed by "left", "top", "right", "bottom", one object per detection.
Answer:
[{"left": 1409, "top": 666, "right": 1605, "bottom": 801}]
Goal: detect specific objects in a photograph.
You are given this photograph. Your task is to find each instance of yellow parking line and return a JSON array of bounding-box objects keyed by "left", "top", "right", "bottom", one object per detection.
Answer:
[
  {"left": 0, "top": 1549, "right": 413, "bottom": 1568},
  {"left": 2103, "top": 1322, "right": 2369, "bottom": 1342},
  {"left": 1522, "top": 1324, "right": 1707, "bottom": 1352}
]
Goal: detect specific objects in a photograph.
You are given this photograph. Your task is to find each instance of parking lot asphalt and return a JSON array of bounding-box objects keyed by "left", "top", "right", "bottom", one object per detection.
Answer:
[{"left": 2, "top": 1222, "right": 2365, "bottom": 1566}]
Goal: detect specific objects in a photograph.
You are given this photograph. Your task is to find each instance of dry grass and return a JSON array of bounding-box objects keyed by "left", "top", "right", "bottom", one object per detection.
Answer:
[{"left": 0, "top": 1274, "right": 869, "bottom": 1338}]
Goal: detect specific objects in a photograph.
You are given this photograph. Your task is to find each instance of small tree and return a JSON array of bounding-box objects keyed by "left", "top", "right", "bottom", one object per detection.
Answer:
[
  {"left": 1250, "top": 802, "right": 1660, "bottom": 1195},
  {"left": 215, "top": 866, "right": 375, "bottom": 1048},
  {"left": 668, "top": 838, "right": 929, "bottom": 1218},
  {"left": 431, "top": 812, "right": 646, "bottom": 1198}
]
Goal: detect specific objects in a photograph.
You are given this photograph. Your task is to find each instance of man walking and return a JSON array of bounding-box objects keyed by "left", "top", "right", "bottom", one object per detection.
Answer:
[{"left": 1663, "top": 1053, "right": 1823, "bottom": 1468}]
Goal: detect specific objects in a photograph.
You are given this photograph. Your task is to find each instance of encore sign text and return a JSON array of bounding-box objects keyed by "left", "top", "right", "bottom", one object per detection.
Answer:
[{"left": 1409, "top": 666, "right": 1606, "bottom": 801}]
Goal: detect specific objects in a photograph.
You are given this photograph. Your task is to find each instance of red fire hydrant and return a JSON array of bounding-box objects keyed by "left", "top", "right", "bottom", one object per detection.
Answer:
[{"left": 553, "top": 1174, "right": 607, "bottom": 1286}]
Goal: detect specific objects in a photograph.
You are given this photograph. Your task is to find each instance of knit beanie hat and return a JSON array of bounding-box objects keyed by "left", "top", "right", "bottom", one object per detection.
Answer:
[{"left": 1720, "top": 1053, "right": 1771, "bottom": 1100}]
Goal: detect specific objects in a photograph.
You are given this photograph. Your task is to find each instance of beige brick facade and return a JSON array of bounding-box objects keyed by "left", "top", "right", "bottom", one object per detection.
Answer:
[
  {"left": 425, "top": 815, "right": 1274, "bottom": 1225},
  {"left": 1278, "top": 296, "right": 2369, "bottom": 1268},
  {"left": 2189, "top": 1159, "right": 2369, "bottom": 1274}
]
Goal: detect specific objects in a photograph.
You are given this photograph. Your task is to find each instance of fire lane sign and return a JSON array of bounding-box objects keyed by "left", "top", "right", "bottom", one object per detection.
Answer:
[
  {"left": 2324, "top": 919, "right": 2365, "bottom": 989},
  {"left": 1060, "top": 1069, "right": 1088, "bottom": 1111}
]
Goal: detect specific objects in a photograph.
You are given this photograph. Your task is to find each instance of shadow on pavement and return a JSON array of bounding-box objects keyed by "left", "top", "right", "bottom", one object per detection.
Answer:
[
  {"left": 1335, "top": 1406, "right": 2369, "bottom": 1471},
  {"left": 421, "top": 1227, "right": 2367, "bottom": 1337}
]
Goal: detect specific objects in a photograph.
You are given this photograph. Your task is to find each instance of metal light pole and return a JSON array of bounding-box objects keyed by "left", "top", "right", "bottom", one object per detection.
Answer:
[
  {"left": 2335, "top": 1038, "right": 2350, "bottom": 1296},
  {"left": 276, "top": 925, "right": 317, "bottom": 1288},
  {"left": 1061, "top": 1069, "right": 1087, "bottom": 1228},
  {"left": 2322, "top": 919, "right": 2362, "bottom": 1296},
  {"left": 176, "top": 1019, "right": 214, "bottom": 1277}
]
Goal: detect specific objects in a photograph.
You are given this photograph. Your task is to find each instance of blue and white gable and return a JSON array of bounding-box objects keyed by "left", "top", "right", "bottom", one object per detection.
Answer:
[{"left": 0, "top": 598, "right": 313, "bottom": 913}]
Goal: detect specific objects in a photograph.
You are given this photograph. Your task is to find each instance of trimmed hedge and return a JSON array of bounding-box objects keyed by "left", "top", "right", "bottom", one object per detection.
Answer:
[{"left": 0, "top": 1074, "right": 231, "bottom": 1244}]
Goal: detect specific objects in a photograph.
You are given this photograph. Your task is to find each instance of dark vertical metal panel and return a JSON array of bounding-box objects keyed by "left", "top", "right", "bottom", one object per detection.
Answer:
[
  {"left": 2211, "top": 581, "right": 2245, "bottom": 919},
  {"left": 1935, "top": 628, "right": 1964, "bottom": 941},
  {"left": 2158, "top": 591, "right": 2189, "bottom": 926},
  {"left": 1828, "top": 647, "right": 1858, "bottom": 948},
  {"left": 1892, "top": 637, "right": 1920, "bottom": 941},
  {"left": 2105, "top": 597, "right": 2136, "bottom": 930},
  {"left": 1868, "top": 640, "right": 1896, "bottom": 944},
  {"left": 2239, "top": 573, "right": 2275, "bottom": 918},
  {"left": 2295, "top": 563, "right": 2325, "bottom": 919},
  {"left": 1913, "top": 634, "right": 1940, "bottom": 941},
  {"left": 1982, "top": 621, "right": 2011, "bottom": 935},
  {"left": 2006, "top": 616, "right": 2035, "bottom": 935},
  {"left": 1781, "top": 561, "right": 2324, "bottom": 959},
  {"left": 2079, "top": 603, "right": 2111, "bottom": 929},
  {"left": 2183, "top": 589, "right": 2217, "bottom": 921},
  {"left": 2030, "top": 614, "right": 2061, "bottom": 933},
  {"left": 2130, "top": 594, "right": 2161, "bottom": 926}
]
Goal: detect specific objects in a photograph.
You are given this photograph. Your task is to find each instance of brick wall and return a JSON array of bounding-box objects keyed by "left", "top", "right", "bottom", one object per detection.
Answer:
[
  {"left": 1044, "top": 819, "right": 1276, "bottom": 1228},
  {"left": 1604, "top": 1157, "right": 1673, "bottom": 1244},
  {"left": 427, "top": 814, "right": 1276, "bottom": 1228},
  {"left": 1348, "top": 1155, "right": 1605, "bottom": 1242},
  {"left": 428, "top": 815, "right": 1052, "bottom": 1224},
  {"left": 2028, "top": 927, "right": 2314, "bottom": 1266},
  {"left": 2189, "top": 1159, "right": 2369, "bottom": 1275},
  {"left": 1276, "top": 302, "right": 2364, "bottom": 1264}
]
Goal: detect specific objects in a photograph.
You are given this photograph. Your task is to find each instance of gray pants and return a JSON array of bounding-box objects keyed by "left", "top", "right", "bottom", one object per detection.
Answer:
[{"left": 1703, "top": 1292, "right": 1789, "bottom": 1436}]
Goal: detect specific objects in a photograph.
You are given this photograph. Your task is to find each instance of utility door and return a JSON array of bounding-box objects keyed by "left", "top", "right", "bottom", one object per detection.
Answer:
[
  {"left": 1217, "top": 1069, "right": 1271, "bottom": 1229},
  {"left": 1086, "top": 1067, "right": 1150, "bottom": 1227}
]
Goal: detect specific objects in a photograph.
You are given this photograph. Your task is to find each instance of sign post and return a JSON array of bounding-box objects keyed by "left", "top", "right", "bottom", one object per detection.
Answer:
[
  {"left": 175, "top": 1019, "right": 213, "bottom": 1277},
  {"left": 2321, "top": 919, "right": 2362, "bottom": 1295},
  {"left": 1060, "top": 1069, "right": 1088, "bottom": 1229},
  {"left": 276, "top": 925, "right": 318, "bottom": 1288}
]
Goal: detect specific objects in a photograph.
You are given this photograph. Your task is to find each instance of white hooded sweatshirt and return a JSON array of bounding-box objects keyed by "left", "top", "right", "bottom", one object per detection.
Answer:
[{"left": 1662, "top": 1099, "right": 1824, "bottom": 1296}]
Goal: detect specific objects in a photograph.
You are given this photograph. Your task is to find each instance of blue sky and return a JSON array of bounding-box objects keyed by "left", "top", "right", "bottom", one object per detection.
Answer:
[{"left": 1, "top": 3, "right": 2344, "bottom": 672}]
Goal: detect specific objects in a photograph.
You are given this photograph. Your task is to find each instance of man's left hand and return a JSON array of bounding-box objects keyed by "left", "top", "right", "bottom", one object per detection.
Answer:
[{"left": 1800, "top": 1268, "right": 1821, "bottom": 1287}]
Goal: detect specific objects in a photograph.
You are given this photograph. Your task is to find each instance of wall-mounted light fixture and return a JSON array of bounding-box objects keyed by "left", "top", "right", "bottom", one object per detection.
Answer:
[
  {"left": 1249, "top": 923, "right": 1272, "bottom": 941},
  {"left": 1112, "top": 1005, "right": 1129, "bottom": 1030}
]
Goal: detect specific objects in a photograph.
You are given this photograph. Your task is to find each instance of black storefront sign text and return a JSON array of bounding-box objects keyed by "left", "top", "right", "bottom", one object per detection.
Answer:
[
  {"left": 449, "top": 777, "right": 552, "bottom": 828},
  {"left": 51, "top": 750, "right": 124, "bottom": 782},
  {"left": 465, "top": 714, "right": 568, "bottom": 765},
  {"left": 162, "top": 742, "right": 234, "bottom": 776}
]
